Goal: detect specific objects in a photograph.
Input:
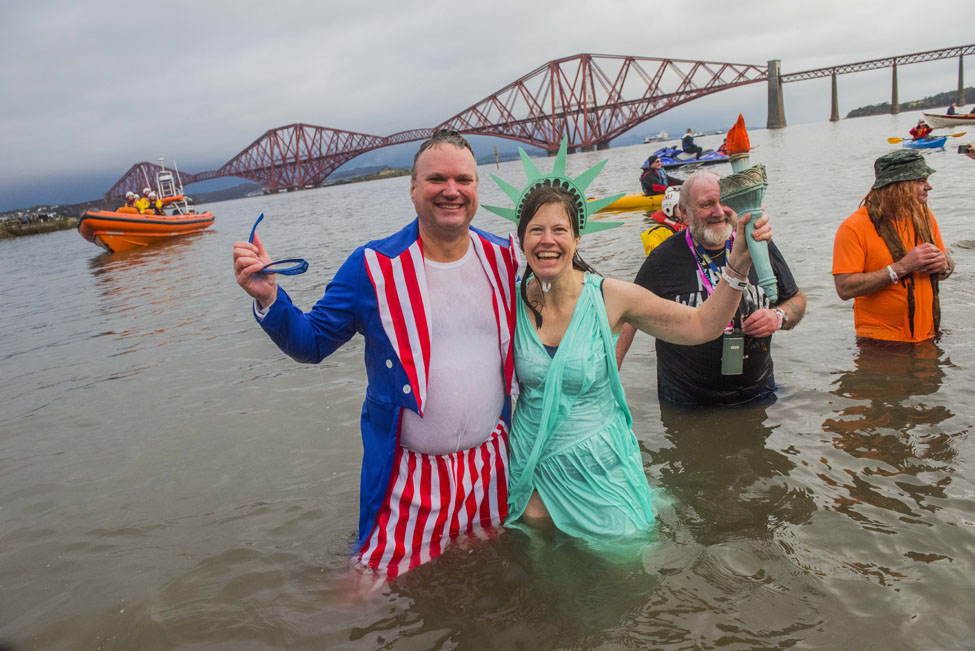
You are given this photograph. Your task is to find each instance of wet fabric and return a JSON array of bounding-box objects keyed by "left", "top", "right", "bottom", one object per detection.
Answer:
[
  {"left": 507, "top": 273, "right": 655, "bottom": 544},
  {"left": 257, "top": 220, "right": 518, "bottom": 557},
  {"left": 357, "top": 420, "right": 509, "bottom": 579}
]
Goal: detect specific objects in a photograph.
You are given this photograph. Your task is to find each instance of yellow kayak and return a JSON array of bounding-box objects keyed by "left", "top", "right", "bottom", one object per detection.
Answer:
[{"left": 589, "top": 193, "right": 663, "bottom": 213}]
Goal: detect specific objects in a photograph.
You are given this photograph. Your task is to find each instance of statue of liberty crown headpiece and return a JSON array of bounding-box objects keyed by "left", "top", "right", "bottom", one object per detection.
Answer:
[{"left": 482, "top": 137, "right": 625, "bottom": 235}]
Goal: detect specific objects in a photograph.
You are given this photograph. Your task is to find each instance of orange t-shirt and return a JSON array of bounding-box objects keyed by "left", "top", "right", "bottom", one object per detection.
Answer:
[{"left": 832, "top": 206, "right": 944, "bottom": 342}]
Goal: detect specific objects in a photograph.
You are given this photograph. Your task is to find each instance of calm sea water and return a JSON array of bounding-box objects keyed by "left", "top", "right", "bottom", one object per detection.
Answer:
[{"left": 2, "top": 112, "right": 974, "bottom": 650}]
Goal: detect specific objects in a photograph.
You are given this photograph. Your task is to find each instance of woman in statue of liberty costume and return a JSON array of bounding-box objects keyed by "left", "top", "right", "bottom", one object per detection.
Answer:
[{"left": 483, "top": 140, "right": 771, "bottom": 546}]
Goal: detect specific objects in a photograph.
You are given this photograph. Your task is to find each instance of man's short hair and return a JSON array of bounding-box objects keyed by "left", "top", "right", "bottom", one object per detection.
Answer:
[
  {"left": 677, "top": 171, "right": 721, "bottom": 213},
  {"left": 411, "top": 129, "right": 475, "bottom": 178}
]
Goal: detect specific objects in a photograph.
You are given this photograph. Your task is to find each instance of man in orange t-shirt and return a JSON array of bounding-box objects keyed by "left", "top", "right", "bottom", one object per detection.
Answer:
[{"left": 832, "top": 150, "right": 953, "bottom": 343}]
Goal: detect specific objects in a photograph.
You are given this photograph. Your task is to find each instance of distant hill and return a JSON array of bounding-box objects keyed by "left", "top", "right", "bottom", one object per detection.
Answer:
[
  {"left": 188, "top": 182, "right": 263, "bottom": 204},
  {"left": 325, "top": 168, "right": 411, "bottom": 185},
  {"left": 847, "top": 87, "right": 973, "bottom": 118}
]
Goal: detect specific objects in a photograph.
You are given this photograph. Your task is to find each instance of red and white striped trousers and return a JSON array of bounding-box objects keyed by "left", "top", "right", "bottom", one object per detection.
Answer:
[{"left": 357, "top": 420, "right": 509, "bottom": 578}]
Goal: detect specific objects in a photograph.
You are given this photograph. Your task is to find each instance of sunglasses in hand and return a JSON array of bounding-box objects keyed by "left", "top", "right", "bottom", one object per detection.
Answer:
[{"left": 247, "top": 212, "right": 309, "bottom": 275}]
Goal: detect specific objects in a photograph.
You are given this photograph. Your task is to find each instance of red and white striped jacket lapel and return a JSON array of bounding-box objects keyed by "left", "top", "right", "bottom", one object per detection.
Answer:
[
  {"left": 469, "top": 233, "right": 519, "bottom": 395},
  {"left": 363, "top": 241, "right": 432, "bottom": 415}
]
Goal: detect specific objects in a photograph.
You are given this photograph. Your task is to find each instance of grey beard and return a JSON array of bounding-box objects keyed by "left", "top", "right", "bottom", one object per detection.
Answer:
[{"left": 691, "top": 222, "right": 733, "bottom": 247}]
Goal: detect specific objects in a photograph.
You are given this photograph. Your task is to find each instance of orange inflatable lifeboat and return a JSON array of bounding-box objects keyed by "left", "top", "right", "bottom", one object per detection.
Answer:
[
  {"left": 78, "top": 161, "right": 215, "bottom": 253},
  {"left": 78, "top": 209, "right": 215, "bottom": 253}
]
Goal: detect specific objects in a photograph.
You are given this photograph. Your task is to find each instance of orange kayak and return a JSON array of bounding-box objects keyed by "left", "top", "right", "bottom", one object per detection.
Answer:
[{"left": 78, "top": 210, "right": 215, "bottom": 253}]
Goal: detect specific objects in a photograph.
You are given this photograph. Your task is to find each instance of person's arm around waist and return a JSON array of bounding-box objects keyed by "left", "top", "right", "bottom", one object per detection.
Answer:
[{"left": 615, "top": 322, "right": 637, "bottom": 370}]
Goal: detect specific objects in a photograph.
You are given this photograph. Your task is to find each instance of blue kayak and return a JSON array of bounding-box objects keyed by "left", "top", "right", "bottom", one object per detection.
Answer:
[
  {"left": 646, "top": 145, "right": 729, "bottom": 169},
  {"left": 903, "top": 136, "right": 947, "bottom": 149}
]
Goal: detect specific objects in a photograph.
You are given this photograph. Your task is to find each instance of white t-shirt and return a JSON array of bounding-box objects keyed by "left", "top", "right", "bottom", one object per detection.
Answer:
[{"left": 399, "top": 241, "right": 505, "bottom": 455}]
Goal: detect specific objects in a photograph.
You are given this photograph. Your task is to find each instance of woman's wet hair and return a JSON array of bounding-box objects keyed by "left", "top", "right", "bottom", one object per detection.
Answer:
[{"left": 516, "top": 184, "right": 597, "bottom": 327}]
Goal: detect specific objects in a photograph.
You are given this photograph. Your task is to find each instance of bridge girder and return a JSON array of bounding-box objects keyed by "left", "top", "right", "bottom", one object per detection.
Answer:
[{"left": 105, "top": 44, "right": 975, "bottom": 199}]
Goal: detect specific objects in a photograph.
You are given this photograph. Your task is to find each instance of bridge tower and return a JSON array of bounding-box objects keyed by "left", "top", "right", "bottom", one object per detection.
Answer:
[
  {"left": 830, "top": 72, "right": 840, "bottom": 122},
  {"left": 890, "top": 61, "right": 900, "bottom": 114},
  {"left": 766, "top": 59, "right": 787, "bottom": 129},
  {"left": 958, "top": 55, "right": 966, "bottom": 105}
]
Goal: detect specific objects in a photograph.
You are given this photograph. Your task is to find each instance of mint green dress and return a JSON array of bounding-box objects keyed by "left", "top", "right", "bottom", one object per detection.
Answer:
[{"left": 507, "top": 273, "right": 655, "bottom": 544}]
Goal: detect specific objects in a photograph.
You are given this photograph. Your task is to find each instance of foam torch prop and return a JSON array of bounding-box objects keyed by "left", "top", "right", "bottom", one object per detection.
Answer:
[{"left": 717, "top": 115, "right": 777, "bottom": 302}]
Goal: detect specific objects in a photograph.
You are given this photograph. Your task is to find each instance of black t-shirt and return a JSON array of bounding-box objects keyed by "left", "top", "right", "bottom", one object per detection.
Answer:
[{"left": 633, "top": 232, "right": 799, "bottom": 406}]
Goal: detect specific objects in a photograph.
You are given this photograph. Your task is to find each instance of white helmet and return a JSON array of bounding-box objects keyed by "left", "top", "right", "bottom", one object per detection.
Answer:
[
  {"left": 662, "top": 186, "right": 681, "bottom": 218},
  {"left": 125, "top": 191, "right": 135, "bottom": 199},
  {"left": 143, "top": 187, "right": 151, "bottom": 195},
  {"left": 149, "top": 191, "right": 157, "bottom": 198}
]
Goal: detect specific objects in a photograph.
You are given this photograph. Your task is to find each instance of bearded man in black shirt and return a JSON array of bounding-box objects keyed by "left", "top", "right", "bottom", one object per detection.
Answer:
[{"left": 616, "top": 171, "right": 806, "bottom": 407}]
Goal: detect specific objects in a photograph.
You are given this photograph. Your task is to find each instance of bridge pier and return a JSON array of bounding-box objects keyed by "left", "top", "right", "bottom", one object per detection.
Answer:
[
  {"left": 596, "top": 142, "right": 610, "bottom": 150},
  {"left": 890, "top": 61, "right": 899, "bottom": 114},
  {"left": 580, "top": 145, "right": 595, "bottom": 152},
  {"left": 766, "top": 59, "right": 787, "bottom": 129},
  {"left": 830, "top": 72, "right": 840, "bottom": 122},
  {"left": 958, "top": 55, "right": 966, "bottom": 105}
]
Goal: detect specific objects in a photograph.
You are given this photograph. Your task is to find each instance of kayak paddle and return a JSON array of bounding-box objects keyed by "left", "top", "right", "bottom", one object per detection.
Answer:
[{"left": 887, "top": 132, "right": 965, "bottom": 144}]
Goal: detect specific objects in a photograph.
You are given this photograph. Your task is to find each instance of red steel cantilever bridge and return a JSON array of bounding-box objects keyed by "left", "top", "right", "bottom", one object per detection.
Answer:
[{"left": 107, "top": 44, "right": 974, "bottom": 199}]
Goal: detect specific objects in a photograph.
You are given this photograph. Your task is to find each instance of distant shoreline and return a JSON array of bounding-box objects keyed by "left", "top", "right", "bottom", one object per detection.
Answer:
[
  {"left": 0, "top": 216, "right": 77, "bottom": 240},
  {"left": 846, "top": 86, "right": 972, "bottom": 118}
]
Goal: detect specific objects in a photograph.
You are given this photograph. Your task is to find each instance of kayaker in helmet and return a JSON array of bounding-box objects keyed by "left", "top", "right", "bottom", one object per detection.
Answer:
[
  {"left": 909, "top": 120, "right": 932, "bottom": 141},
  {"left": 660, "top": 187, "right": 682, "bottom": 223},
  {"left": 639, "top": 186, "right": 686, "bottom": 256},
  {"left": 640, "top": 155, "right": 682, "bottom": 196},
  {"left": 649, "top": 186, "right": 685, "bottom": 234}
]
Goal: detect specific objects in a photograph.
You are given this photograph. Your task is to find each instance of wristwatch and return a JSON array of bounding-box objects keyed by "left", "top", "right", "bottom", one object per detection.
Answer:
[{"left": 774, "top": 308, "right": 786, "bottom": 330}]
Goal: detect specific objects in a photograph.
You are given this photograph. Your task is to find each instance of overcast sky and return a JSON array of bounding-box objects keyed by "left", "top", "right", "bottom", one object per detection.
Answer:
[{"left": 2, "top": 0, "right": 973, "bottom": 210}]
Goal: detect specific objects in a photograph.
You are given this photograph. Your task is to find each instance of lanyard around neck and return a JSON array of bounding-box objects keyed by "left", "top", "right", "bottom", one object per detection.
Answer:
[{"left": 685, "top": 229, "right": 732, "bottom": 295}]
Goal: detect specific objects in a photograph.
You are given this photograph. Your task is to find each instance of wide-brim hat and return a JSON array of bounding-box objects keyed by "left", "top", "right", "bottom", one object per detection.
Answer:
[{"left": 872, "top": 150, "right": 935, "bottom": 190}]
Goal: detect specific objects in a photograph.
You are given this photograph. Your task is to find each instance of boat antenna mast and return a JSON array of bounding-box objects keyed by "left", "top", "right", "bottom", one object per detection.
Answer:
[{"left": 171, "top": 159, "right": 185, "bottom": 196}]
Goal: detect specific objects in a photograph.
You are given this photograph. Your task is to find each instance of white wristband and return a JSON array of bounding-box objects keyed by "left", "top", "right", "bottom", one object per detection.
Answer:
[
  {"left": 886, "top": 265, "right": 898, "bottom": 284},
  {"left": 721, "top": 268, "right": 748, "bottom": 291}
]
